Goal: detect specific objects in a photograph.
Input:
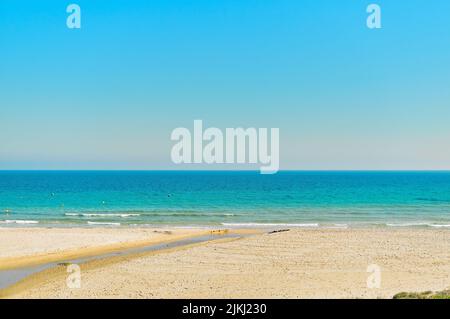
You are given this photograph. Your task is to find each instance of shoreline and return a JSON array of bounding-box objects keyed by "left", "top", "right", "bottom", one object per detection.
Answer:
[
  {"left": 2, "top": 221, "right": 450, "bottom": 229},
  {"left": 1, "top": 226, "right": 449, "bottom": 299}
]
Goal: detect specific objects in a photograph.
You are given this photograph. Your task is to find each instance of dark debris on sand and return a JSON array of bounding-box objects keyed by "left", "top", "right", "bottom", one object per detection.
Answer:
[{"left": 268, "top": 229, "right": 290, "bottom": 234}]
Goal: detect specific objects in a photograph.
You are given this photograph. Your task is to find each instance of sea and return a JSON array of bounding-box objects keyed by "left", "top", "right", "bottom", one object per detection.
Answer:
[{"left": 1, "top": 171, "right": 450, "bottom": 228}]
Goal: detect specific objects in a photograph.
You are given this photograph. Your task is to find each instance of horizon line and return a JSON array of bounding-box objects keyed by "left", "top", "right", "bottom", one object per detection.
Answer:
[{"left": 1, "top": 169, "right": 450, "bottom": 172}]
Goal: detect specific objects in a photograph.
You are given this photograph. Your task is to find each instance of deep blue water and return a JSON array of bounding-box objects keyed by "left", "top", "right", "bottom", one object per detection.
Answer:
[{"left": 1, "top": 171, "right": 450, "bottom": 228}]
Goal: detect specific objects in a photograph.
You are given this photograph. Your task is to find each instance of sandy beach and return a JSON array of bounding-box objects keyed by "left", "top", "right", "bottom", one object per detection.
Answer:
[
  {"left": 0, "top": 227, "right": 210, "bottom": 270},
  {"left": 1, "top": 227, "right": 449, "bottom": 299}
]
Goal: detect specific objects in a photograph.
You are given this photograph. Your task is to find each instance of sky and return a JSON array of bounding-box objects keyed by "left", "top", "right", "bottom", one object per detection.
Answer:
[{"left": 1, "top": 0, "right": 449, "bottom": 170}]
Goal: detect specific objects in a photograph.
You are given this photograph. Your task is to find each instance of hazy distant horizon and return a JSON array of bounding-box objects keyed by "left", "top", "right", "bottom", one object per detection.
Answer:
[{"left": 1, "top": 168, "right": 450, "bottom": 172}]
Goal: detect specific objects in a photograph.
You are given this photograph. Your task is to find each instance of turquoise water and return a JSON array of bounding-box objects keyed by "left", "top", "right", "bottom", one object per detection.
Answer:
[{"left": 1, "top": 171, "right": 450, "bottom": 228}]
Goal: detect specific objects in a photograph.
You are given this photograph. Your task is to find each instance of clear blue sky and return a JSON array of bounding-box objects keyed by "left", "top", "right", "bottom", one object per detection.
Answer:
[{"left": 1, "top": 0, "right": 449, "bottom": 170}]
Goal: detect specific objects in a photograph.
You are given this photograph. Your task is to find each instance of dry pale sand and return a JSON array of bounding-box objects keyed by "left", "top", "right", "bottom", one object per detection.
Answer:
[{"left": 2, "top": 227, "right": 450, "bottom": 299}]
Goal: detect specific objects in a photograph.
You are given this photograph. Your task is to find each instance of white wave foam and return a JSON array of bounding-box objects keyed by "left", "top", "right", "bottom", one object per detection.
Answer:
[
  {"left": 330, "top": 224, "right": 349, "bottom": 228},
  {"left": 0, "top": 220, "right": 39, "bottom": 224},
  {"left": 386, "top": 222, "right": 450, "bottom": 228},
  {"left": 429, "top": 224, "right": 450, "bottom": 228},
  {"left": 221, "top": 222, "right": 319, "bottom": 228},
  {"left": 386, "top": 223, "right": 426, "bottom": 227},
  {"left": 65, "top": 213, "right": 140, "bottom": 218},
  {"left": 387, "top": 222, "right": 434, "bottom": 227},
  {"left": 87, "top": 221, "right": 121, "bottom": 226}
]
